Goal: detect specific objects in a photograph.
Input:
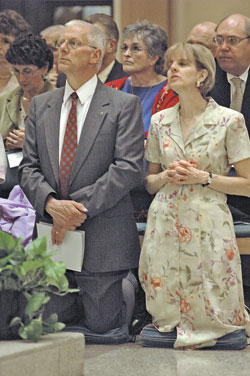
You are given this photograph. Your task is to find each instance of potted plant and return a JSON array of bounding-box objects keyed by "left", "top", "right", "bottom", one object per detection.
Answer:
[{"left": 0, "top": 230, "right": 77, "bottom": 342}]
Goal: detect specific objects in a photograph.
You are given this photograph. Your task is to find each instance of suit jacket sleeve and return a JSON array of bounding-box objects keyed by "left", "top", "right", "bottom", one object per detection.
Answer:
[
  {"left": 18, "top": 97, "right": 59, "bottom": 218},
  {"left": 70, "top": 94, "right": 144, "bottom": 218}
]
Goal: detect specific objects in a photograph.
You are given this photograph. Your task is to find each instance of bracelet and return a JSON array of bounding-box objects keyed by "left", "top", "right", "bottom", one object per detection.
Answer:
[{"left": 202, "top": 171, "right": 212, "bottom": 187}]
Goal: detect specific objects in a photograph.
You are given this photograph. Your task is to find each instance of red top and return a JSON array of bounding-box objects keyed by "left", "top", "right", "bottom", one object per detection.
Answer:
[{"left": 106, "top": 77, "right": 179, "bottom": 116}]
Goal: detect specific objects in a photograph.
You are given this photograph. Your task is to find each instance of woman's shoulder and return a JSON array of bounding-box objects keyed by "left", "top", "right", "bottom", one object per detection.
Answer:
[
  {"left": 207, "top": 97, "right": 245, "bottom": 120},
  {"left": 151, "top": 102, "right": 179, "bottom": 123}
]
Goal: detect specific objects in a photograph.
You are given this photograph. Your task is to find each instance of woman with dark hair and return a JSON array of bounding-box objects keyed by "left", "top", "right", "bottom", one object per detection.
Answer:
[
  {"left": 0, "top": 9, "right": 31, "bottom": 96},
  {"left": 0, "top": 33, "right": 54, "bottom": 197}
]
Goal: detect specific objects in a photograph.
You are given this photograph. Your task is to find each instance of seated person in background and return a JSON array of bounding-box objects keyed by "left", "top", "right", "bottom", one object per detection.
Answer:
[
  {"left": 107, "top": 20, "right": 178, "bottom": 222},
  {"left": 187, "top": 21, "right": 217, "bottom": 57},
  {"left": 0, "top": 135, "right": 7, "bottom": 185},
  {"left": 40, "top": 24, "right": 65, "bottom": 87},
  {"left": 209, "top": 13, "right": 250, "bottom": 307},
  {"left": 0, "top": 33, "right": 54, "bottom": 198},
  {"left": 107, "top": 20, "right": 178, "bottom": 138},
  {"left": 84, "top": 13, "right": 128, "bottom": 83},
  {"left": 0, "top": 9, "right": 31, "bottom": 96},
  {"left": 139, "top": 42, "right": 250, "bottom": 349}
]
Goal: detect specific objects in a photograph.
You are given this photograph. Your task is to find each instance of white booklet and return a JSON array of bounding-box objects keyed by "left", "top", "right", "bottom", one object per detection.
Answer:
[{"left": 37, "top": 222, "right": 85, "bottom": 272}]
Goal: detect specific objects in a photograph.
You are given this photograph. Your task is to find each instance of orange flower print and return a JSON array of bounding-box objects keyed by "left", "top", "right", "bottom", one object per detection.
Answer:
[
  {"left": 142, "top": 272, "right": 148, "bottom": 283},
  {"left": 151, "top": 274, "right": 163, "bottom": 290},
  {"left": 178, "top": 225, "right": 192, "bottom": 242},
  {"left": 163, "top": 138, "right": 171, "bottom": 149},
  {"left": 225, "top": 242, "right": 234, "bottom": 261},
  {"left": 180, "top": 299, "right": 191, "bottom": 313},
  {"left": 234, "top": 309, "right": 243, "bottom": 325}
]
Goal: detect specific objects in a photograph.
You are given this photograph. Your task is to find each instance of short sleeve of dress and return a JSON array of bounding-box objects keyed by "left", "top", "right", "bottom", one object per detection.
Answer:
[
  {"left": 226, "top": 111, "right": 250, "bottom": 165},
  {"left": 0, "top": 134, "right": 7, "bottom": 183},
  {"left": 145, "top": 113, "right": 162, "bottom": 164}
]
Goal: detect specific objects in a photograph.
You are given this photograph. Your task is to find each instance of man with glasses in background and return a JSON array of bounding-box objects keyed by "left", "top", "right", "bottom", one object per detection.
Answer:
[
  {"left": 210, "top": 14, "right": 250, "bottom": 308},
  {"left": 19, "top": 20, "right": 144, "bottom": 344}
]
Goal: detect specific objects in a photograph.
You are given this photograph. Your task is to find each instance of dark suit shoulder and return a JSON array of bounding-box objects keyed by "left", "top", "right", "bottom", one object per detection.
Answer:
[{"left": 105, "top": 60, "right": 129, "bottom": 83}]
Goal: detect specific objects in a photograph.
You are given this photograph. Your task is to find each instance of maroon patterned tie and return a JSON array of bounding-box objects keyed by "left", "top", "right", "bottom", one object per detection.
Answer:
[{"left": 59, "top": 92, "right": 78, "bottom": 199}]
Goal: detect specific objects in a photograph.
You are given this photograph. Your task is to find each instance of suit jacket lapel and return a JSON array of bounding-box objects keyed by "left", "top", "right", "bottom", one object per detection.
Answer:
[
  {"left": 70, "top": 81, "right": 109, "bottom": 185},
  {"left": 44, "top": 87, "right": 64, "bottom": 185}
]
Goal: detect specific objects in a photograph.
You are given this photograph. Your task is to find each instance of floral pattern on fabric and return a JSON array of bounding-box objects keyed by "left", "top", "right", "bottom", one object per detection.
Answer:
[{"left": 139, "top": 97, "right": 250, "bottom": 348}]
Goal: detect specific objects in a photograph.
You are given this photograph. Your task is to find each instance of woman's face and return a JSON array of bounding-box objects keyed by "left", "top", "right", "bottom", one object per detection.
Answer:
[
  {"left": 0, "top": 33, "right": 15, "bottom": 64},
  {"left": 166, "top": 52, "right": 203, "bottom": 94},
  {"left": 121, "top": 36, "right": 156, "bottom": 74},
  {"left": 12, "top": 64, "right": 48, "bottom": 92}
]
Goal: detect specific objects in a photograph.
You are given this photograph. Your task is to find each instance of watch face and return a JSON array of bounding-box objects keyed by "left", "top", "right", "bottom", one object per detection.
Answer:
[{"left": 208, "top": 175, "right": 212, "bottom": 184}]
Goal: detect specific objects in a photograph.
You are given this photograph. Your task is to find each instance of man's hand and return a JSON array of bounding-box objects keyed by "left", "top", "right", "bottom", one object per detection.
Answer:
[
  {"left": 6, "top": 129, "right": 25, "bottom": 150},
  {"left": 46, "top": 196, "right": 88, "bottom": 244}
]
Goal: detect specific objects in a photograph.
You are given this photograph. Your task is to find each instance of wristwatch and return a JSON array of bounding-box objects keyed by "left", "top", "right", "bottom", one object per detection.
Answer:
[{"left": 202, "top": 171, "right": 212, "bottom": 187}]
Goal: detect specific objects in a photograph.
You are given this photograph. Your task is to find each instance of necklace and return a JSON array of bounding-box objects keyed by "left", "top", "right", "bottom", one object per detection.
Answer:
[{"left": 130, "top": 85, "right": 153, "bottom": 105}]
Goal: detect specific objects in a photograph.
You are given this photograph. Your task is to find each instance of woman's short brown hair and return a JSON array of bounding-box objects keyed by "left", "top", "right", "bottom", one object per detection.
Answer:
[{"left": 164, "top": 42, "right": 216, "bottom": 97}]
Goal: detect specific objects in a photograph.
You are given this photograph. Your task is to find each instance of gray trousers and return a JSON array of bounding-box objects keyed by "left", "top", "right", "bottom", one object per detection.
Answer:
[{"left": 44, "top": 268, "right": 135, "bottom": 334}]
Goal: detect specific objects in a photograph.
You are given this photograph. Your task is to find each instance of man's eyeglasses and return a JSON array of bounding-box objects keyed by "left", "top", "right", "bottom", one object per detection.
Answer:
[
  {"left": 56, "top": 39, "right": 97, "bottom": 50},
  {"left": 215, "top": 35, "right": 250, "bottom": 47},
  {"left": 12, "top": 67, "right": 39, "bottom": 78},
  {"left": 120, "top": 45, "right": 144, "bottom": 54}
]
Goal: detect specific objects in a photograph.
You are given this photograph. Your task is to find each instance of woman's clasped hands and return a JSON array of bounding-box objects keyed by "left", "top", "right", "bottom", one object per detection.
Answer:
[{"left": 167, "top": 158, "right": 201, "bottom": 185}]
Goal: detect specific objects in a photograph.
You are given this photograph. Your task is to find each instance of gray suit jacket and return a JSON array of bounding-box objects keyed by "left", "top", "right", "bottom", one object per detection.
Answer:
[{"left": 19, "top": 80, "right": 144, "bottom": 273}]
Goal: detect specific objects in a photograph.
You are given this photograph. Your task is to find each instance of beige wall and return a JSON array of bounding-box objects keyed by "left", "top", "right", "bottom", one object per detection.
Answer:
[
  {"left": 170, "top": 0, "right": 250, "bottom": 44},
  {"left": 114, "top": 0, "right": 250, "bottom": 48}
]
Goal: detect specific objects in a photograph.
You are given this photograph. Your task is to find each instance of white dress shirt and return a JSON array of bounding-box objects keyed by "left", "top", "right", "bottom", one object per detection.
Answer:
[{"left": 59, "top": 74, "right": 98, "bottom": 161}]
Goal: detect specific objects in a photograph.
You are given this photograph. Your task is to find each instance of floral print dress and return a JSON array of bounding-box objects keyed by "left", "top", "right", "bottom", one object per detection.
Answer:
[{"left": 139, "top": 98, "right": 250, "bottom": 348}]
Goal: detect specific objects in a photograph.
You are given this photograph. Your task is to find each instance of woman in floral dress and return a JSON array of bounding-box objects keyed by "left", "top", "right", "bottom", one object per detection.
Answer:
[{"left": 139, "top": 42, "right": 250, "bottom": 349}]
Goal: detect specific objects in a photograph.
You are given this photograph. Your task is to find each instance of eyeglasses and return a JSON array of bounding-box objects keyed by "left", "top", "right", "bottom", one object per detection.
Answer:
[
  {"left": 12, "top": 67, "right": 39, "bottom": 78},
  {"left": 215, "top": 35, "right": 250, "bottom": 46},
  {"left": 56, "top": 39, "right": 97, "bottom": 50},
  {"left": 120, "top": 45, "right": 145, "bottom": 54}
]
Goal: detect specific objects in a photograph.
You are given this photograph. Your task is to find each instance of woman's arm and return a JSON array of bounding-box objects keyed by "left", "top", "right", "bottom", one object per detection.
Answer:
[
  {"left": 171, "top": 159, "right": 250, "bottom": 197},
  {"left": 145, "top": 162, "right": 168, "bottom": 194}
]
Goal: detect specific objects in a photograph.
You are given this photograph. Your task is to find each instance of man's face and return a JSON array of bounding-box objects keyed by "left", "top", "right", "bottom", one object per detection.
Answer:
[
  {"left": 58, "top": 24, "right": 96, "bottom": 76},
  {"left": 216, "top": 16, "right": 250, "bottom": 76}
]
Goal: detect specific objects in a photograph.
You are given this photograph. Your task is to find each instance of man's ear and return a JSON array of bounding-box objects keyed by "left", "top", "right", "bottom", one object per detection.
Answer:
[
  {"left": 106, "top": 39, "right": 117, "bottom": 54},
  {"left": 90, "top": 48, "right": 102, "bottom": 66}
]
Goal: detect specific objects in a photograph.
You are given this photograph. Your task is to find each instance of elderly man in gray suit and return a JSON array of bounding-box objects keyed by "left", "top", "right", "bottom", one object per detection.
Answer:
[{"left": 18, "top": 21, "right": 144, "bottom": 343}]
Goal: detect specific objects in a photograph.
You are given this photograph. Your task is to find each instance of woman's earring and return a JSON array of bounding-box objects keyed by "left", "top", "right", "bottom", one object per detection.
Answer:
[{"left": 196, "top": 81, "right": 201, "bottom": 88}]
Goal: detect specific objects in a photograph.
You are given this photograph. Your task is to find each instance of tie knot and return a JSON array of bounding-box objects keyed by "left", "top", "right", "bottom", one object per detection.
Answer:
[
  {"left": 71, "top": 92, "right": 78, "bottom": 100},
  {"left": 231, "top": 77, "right": 242, "bottom": 89}
]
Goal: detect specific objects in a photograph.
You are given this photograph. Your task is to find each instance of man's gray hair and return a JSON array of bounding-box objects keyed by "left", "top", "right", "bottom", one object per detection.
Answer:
[
  {"left": 122, "top": 20, "right": 168, "bottom": 74},
  {"left": 66, "top": 20, "right": 105, "bottom": 70}
]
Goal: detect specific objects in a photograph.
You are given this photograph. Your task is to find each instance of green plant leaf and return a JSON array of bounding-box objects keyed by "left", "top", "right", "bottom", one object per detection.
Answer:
[
  {"left": 25, "top": 236, "right": 47, "bottom": 259},
  {"left": 53, "top": 322, "right": 65, "bottom": 331},
  {"left": 20, "top": 261, "right": 44, "bottom": 275},
  {"left": 19, "top": 318, "right": 43, "bottom": 342},
  {"left": 25, "top": 292, "right": 50, "bottom": 317},
  {"left": 4, "top": 277, "right": 18, "bottom": 290},
  {"left": 9, "top": 316, "right": 22, "bottom": 328},
  {"left": 44, "top": 313, "right": 58, "bottom": 326}
]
